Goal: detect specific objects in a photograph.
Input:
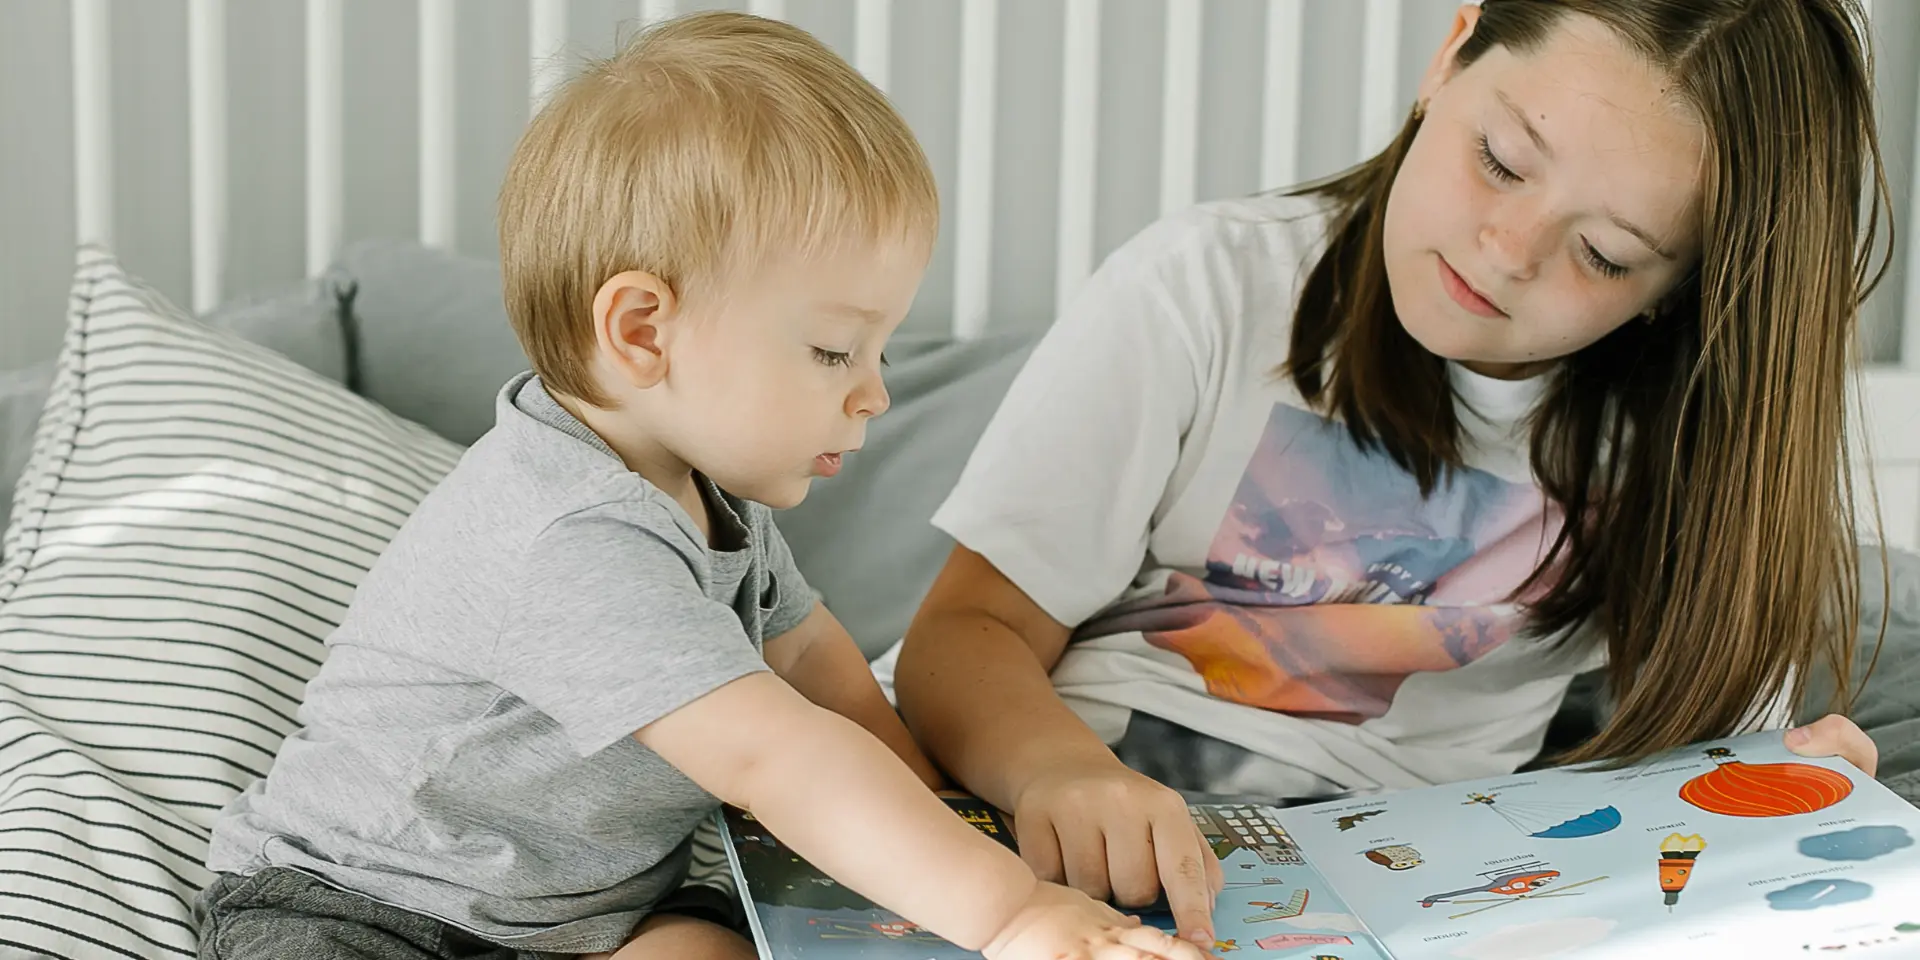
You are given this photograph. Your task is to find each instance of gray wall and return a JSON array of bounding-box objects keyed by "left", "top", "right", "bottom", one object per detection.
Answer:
[{"left": 2, "top": 0, "right": 1915, "bottom": 372}]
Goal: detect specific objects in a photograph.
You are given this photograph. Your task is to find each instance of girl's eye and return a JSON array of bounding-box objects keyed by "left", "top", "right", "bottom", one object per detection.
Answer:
[
  {"left": 812, "top": 347, "right": 853, "bottom": 368},
  {"left": 1582, "top": 241, "right": 1629, "bottom": 279},
  {"left": 1477, "top": 135, "right": 1520, "bottom": 183}
]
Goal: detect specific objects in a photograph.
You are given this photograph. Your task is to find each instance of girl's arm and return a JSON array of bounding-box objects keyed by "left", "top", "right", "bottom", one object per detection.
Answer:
[
  {"left": 895, "top": 546, "right": 1099, "bottom": 808},
  {"left": 895, "top": 545, "right": 1223, "bottom": 946}
]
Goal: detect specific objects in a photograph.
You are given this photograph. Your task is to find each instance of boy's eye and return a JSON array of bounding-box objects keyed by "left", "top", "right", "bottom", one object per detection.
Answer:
[
  {"left": 1476, "top": 135, "right": 1520, "bottom": 184},
  {"left": 812, "top": 347, "right": 853, "bottom": 368}
]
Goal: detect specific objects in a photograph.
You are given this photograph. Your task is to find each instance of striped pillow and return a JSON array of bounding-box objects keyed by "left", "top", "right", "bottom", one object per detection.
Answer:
[{"left": 0, "top": 248, "right": 462, "bottom": 959}]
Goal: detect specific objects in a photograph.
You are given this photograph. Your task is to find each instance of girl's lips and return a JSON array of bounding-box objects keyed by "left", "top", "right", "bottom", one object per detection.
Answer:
[{"left": 1439, "top": 255, "right": 1507, "bottom": 319}]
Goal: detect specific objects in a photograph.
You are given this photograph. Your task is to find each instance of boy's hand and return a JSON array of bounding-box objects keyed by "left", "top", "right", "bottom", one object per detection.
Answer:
[
  {"left": 982, "top": 882, "right": 1218, "bottom": 960},
  {"left": 1010, "top": 758, "right": 1222, "bottom": 948},
  {"left": 1786, "top": 714, "right": 1878, "bottom": 776}
]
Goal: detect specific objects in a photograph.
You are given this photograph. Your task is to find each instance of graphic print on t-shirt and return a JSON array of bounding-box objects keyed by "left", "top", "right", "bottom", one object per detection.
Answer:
[{"left": 1077, "top": 403, "right": 1558, "bottom": 724}]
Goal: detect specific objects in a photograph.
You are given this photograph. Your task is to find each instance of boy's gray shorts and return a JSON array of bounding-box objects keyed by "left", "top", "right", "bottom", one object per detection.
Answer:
[{"left": 194, "top": 867, "right": 744, "bottom": 960}]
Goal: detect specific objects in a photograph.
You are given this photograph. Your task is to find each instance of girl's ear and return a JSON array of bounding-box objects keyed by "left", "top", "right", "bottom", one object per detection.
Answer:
[
  {"left": 1416, "top": 4, "right": 1485, "bottom": 106},
  {"left": 590, "top": 270, "right": 680, "bottom": 390}
]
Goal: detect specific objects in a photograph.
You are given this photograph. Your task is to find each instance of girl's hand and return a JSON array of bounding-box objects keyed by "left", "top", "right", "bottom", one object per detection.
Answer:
[
  {"left": 1785, "top": 714, "right": 1878, "bottom": 777},
  {"left": 981, "top": 881, "right": 1219, "bottom": 960},
  {"left": 1010, "top": 759, "right": 1224, "bottom": 948}
]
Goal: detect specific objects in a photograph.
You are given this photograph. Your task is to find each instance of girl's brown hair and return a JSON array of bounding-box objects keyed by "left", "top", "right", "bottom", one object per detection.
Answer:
[{"left": 1286, "top": 0, "right": 1892, "bottom": 765}]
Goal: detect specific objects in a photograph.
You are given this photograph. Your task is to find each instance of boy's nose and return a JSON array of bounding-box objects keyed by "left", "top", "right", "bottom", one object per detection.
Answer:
[{"left": 847, "top": 373, "right": 890, "bottom": 419}]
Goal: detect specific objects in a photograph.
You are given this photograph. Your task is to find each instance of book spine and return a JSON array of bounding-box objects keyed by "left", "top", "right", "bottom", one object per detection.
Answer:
[
  {"left": 715, "top": 810, "right": 777, "bottom": 960},
  {"left": 1265, "top": 803, "right": 1401, "bottom": 960}
]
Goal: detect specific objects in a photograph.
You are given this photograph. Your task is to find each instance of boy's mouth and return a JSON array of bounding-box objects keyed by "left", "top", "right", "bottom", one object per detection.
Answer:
[{"left": 813, "top": 452, "right": 845, "bottom": 477}]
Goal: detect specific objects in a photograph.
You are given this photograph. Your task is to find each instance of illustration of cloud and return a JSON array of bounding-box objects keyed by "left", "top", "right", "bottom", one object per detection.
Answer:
[
  {"left": 1766, "top": 878, "right": 1874, "bottom": 911},
  {"left": 1798, "top": 825, "right": 1914, "bottom": 862},
  {"left": 1274, "top": 912, "right": 1366, "bottom": 933},
  {"left": 1447, "top": 918, "right": 1617, "bottom": 960}
]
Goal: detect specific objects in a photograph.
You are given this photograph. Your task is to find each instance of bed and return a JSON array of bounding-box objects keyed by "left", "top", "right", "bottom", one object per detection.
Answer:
[{"left": 3, "top": 3, "right": 1920, "bottom": 958}]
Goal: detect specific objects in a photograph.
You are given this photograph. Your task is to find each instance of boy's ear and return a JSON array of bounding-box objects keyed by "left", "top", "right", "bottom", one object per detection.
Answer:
[
  {"left": 1416, "top": 3, "right": 1483, "bottom": 105},
  {"left": 590, "top": 270, "right": 679, "bottom": 389}
]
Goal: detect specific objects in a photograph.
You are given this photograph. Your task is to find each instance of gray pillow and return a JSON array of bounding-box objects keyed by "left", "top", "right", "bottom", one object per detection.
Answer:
[
  {"left": 1, "top": 280, "right": 349, "bottom": 538},
  {"left": 0, "top": 361, "right": 55, "bottom": 542},
  {"left": 776, "top": 331, "right": 1038, "bottom": 658},
  {"left": 204, "top": 276, "right": 352, "bottom": 385},
  {"left": 332, "top": 239, "right": 528, "bottom": 445}
]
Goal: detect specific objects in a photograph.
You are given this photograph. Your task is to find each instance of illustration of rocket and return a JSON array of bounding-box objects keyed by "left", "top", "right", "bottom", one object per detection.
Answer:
[{"left": 1657, "top": 833, "right": 1707, "bottom": 910}]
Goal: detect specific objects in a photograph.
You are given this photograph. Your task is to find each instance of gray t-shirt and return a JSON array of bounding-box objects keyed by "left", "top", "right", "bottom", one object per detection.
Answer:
[{"left": 205, "top": 372, "right": 819, "bottom": 954}]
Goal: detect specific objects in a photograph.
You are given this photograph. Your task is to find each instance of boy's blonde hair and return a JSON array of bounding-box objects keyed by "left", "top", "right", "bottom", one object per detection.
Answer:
[{"left": 497, "top": 11, "right": 938, "bottom": 405}]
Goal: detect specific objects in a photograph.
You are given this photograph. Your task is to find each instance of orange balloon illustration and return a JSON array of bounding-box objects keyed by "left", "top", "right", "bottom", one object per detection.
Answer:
[{"left": 1678, "top": 747, "right": 1854, "bottom": 818}]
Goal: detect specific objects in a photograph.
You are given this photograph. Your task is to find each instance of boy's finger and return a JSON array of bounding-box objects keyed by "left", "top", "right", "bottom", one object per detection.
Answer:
[
  {"left": 1150, "top": 808, "right": 1216, "bottom": 948},
  {"left": 1117, "top": 923, "right": 1217, "bottom": 959}
]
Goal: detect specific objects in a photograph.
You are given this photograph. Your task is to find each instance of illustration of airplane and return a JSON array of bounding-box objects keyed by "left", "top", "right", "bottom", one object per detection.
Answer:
[{"left": 1244, "top": 890, "right": 1310, "bottom": 922}]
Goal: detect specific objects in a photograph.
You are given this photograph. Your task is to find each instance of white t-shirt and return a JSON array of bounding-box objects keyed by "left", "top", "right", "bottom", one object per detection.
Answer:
[{"left": 924, "top": 193, "right": 1610, "bottom": 799}]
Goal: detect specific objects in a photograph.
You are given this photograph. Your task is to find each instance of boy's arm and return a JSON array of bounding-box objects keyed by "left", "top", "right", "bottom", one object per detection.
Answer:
[
  {"left": 635, "top": 671, "right": 1033, "bottom": 951},
  {"left": 763, "top": 603, "right": 944, "bottom": 790}
]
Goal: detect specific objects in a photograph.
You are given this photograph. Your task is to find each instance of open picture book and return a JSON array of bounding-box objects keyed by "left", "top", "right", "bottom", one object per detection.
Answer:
[{"left": 718, "top": 730, "right": 1920, "bottom": 959}]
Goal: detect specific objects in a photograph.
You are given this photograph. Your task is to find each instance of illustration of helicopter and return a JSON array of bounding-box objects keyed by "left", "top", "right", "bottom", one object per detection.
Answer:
[
  {"left": 1417, "top": 860, "right": 1608, "bottom": 919},
  {"left": 1418, "top": 862, "right": 1559, "bottom": 908}
]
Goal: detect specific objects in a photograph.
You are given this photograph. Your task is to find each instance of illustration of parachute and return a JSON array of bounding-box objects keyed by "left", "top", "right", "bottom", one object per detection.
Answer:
[{"left": 1463, "top": 791, "right": 1622, "bottom": 839}]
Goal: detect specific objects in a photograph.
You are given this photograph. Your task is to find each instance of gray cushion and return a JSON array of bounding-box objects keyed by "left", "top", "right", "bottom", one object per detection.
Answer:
[
  {"left": 1, "top": 282, "right": 348, "bottom": 539},
  {"left": 777, "top": 331, "right": 1038, "bottom": 657},
  {"left": 0, "top": 361, "right": 54, "bottom": 545},
  {"left": 332, "top": 239, "right": 528, "bottom": 446},
  {"left": 204, "top": 276, "right": 352, "bottom": 385}
]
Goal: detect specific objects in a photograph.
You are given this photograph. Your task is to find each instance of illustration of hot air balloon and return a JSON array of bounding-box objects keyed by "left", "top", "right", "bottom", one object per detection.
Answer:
[
  {"left": 1678, "top": 747, "right": 1854, "bottom": 818},
  {"left": 1462, "top": 791, "right": 1622, "bottom": 839},
  {"left": 1657, "top": 833, "right": 1707, "bottom": 911}
]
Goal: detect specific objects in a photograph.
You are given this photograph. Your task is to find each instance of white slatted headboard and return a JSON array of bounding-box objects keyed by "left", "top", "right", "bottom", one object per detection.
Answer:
[{"left": 6, "top": 0, "right": 1919, "bottom": 547}]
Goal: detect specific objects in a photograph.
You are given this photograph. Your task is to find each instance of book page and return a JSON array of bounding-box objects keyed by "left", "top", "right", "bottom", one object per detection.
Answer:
[
  {"left": 1274, "top": 732, "right": 1920, "bottom": 959},
  {"left": 1185, "top": 802, "right": 1395, "bottom": 959},
  {"left": 721, "top": 798, "right": 1397, "bottom": 959}
]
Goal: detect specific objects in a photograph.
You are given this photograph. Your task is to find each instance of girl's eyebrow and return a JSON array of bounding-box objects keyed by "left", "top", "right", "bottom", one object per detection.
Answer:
[
  {"left": 1496, "top": 89, "right": 1676, "bottom": 261},
  {"left": 1608, "top": 211, "right": 1678, "bottom": 260},
  {"left": 1497, "top": 90, "right": 1553, "bottom": 159}
]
